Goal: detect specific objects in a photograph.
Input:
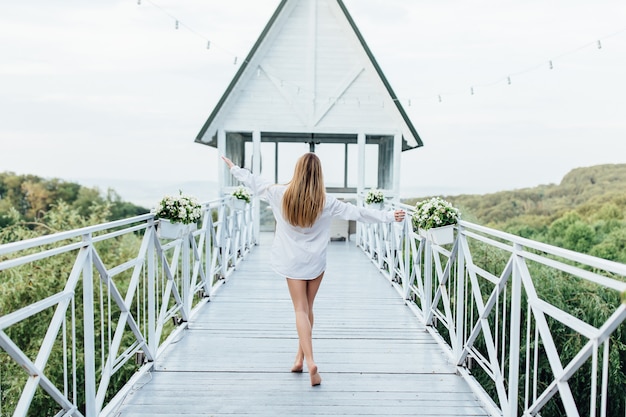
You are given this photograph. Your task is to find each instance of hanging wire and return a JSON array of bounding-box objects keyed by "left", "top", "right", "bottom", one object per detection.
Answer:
[
  {"left": 137, "top": 0, "right": 626, "bottom": 105},
  {"left": 141, "top": 0, "right": 247, "bottom": 63}
]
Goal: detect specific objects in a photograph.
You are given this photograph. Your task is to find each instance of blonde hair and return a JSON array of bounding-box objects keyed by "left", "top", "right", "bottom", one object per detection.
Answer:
[{"left": 282, "top": 153, "right": 326, "bottom": 228}]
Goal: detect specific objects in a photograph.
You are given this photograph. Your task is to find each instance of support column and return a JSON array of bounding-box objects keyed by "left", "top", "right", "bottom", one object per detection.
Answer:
[
  {"left": 393, "top": 133, "right": 402, "bottom": 201},
  {"left": 356, "top": 132, "right": 366, "bottom": 244},
  {"left": 217, "top": 129, "right": 227, "bottom": 194},
  {"left": 252, "top": 131, "right": 261, "bottom": 244},
  {"left": 357, "top": 132, "right": 366, "bottom": 198}
]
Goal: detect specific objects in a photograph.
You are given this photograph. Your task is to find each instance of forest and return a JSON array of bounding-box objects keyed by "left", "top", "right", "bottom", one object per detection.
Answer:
[
  {"left": 1, "top": 165, "right": 625, "bottom": 416},
  {"left": 405, "top": 163, "right": 626, "bottom": 264}
]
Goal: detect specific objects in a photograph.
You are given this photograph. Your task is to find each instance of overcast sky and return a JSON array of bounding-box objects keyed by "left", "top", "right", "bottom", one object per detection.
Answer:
[{"left": 1, "top": 0, "right": 625, "bottom": 204}]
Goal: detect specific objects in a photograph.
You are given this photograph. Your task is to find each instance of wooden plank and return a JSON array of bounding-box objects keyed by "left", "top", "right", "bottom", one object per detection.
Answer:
[{"left": 113, "top": 234, "right": 490, "bottom": 416}]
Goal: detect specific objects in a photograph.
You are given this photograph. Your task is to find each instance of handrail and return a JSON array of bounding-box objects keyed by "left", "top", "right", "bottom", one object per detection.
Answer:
[
  {"left": 358, "top": 202, "right": 626, "bottom": 417},
  {"left": 0, "top": 197, "right": 255, "bottom": 417},
  {"left": 2, "top": 197, "right": 625, "bottom": 416}
]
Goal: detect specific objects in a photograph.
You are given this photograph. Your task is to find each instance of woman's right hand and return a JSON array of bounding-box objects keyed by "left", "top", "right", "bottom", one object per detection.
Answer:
[{"left": 221, "top": 156, "right": 235, "bottom": 169}]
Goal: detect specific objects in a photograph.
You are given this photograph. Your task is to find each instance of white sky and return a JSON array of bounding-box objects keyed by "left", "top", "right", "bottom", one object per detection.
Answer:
[{"left": 1, "top": 0, "right": 625, "bottom": 203}]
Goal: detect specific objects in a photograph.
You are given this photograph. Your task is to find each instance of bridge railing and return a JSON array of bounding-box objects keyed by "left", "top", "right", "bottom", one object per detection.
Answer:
[
  {"left": 0, "top": 197, "right": 254, "bottom": 417},
  {"left": 359, "top": 202, "right": 626, "bottom": 417}
]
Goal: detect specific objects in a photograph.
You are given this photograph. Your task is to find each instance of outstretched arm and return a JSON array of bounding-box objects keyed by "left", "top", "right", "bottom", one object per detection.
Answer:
[
  {"left": 329, "top": 197, "right": 405, "bottom": 223},
  {"left": 222, "top": 155, "right": 235, "bottom": 169},
  {"left": 221, "top": 155, "right": 273, "bottom": 198}
]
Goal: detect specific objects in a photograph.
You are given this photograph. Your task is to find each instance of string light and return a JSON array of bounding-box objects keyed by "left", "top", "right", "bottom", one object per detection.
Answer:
[{"left": 136, "top": 1, "right": 626, "bottom": 105}]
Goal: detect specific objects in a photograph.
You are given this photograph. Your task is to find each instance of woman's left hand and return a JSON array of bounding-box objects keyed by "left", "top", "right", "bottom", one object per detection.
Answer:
[
  {"left": 394, "top": 210, "right": 405, "bottom": 222},
  {"left": 221, "top": 155, "right": 235, "bottom": 169}
]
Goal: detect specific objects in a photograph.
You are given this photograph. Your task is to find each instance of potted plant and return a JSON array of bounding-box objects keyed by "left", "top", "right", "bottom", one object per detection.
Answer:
[
  {"left": 232, "top": 186, "right": 251, "bottom": 210},
  {"left": 365, "top": 189, "right": 385, "bottom": 209},
  {"left": 411, "top": 197, "right": 460, "bottom": 245},
  {"left": 154, "top": 192, "right": 202, "bottom": 239}
]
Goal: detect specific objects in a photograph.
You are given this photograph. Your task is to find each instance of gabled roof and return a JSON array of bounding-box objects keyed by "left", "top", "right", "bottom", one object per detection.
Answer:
[{"left": 195, "top": 0, "right": 423, "bottom": 151}]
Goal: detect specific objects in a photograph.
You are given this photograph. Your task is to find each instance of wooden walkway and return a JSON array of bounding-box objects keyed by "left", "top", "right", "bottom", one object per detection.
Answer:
[{"left": 113, "top": 234, "right": 490, "bottom": 416}]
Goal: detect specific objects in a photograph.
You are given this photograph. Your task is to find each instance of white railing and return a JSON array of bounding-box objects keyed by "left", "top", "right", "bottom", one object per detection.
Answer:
[
  {"left": 0, "top": 197, "right": 254, "bottom": 417},
  {"left": 359, "top": 202, "right": 626, "bottom": 417}
]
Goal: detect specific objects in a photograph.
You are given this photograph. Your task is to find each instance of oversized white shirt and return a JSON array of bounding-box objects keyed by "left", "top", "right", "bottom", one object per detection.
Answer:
[{"left": 231, "top": 166, "right": 395, "bottom": 279}]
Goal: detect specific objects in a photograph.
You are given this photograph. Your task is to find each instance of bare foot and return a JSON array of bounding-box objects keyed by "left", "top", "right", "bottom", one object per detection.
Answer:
[
  {"left": 291, "top": 357, "right": 303, "bottom": 373},
  {"left": 309, "top": 364, "right": 321, "bottom": 386}
]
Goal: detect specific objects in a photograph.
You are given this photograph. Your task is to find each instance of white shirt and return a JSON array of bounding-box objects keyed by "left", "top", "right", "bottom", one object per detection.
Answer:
[{"left": 231, "top": 166, "right": 395, "bottom": 279}]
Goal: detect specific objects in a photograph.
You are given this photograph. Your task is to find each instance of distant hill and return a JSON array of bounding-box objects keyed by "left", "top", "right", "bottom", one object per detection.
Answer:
[
  {"left": 73, "top": 178, "right": 220, "bottom": 209},
  {"left": 403, "top": 163, "right": 626, "bottom": 229}
]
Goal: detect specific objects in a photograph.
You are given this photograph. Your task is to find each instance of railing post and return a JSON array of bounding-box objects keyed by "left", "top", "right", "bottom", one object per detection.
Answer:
[
  {"left": 204, "top": 211, "right": 213, "bottom": 297},
  {"left": 389, "top": 223, "right": 396, "bottom": 282},
  {"left": 424, "top": 238, "right": 433, "bottom": 325},
  {"left": 219, "top": 204, "right": 228, "bottom": 279},
  {"left": 403, "top": 218, "right": 411, "bottom": 299},
  {"left": 182, "top": 232, "right": 191, "bottom": 320},
  {"left": 147, "top": 222, "right": 157, "bottom": 355},
  {"left": 81, "top": 235, "right": 97, "bottom": 417},
  {"left": 508, "top": 242, "right": 523, "bottom": 417},
  {"left": 454, "top": 226, "right": 465, "bottom": 361}
]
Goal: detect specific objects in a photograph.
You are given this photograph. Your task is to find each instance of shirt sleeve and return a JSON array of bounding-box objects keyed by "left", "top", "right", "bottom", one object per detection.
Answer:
[
  {"left": 328, "top": 197, "right": 395, "bottom": 223},
  {"left": 230, "top": 166, "right": 273, "bottom": 199}
]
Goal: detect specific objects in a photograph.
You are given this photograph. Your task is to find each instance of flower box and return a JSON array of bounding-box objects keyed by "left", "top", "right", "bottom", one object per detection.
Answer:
[
  {"left": 366, "top": 202, "right": 383, "bottom": 210},
  {"left": 419, "top": 225, "right": 455, "bottom": 245},
  {"left": 154, "top": 192, "right": 202, "bottom": 234},
  {"left": 158, "top": 218, "right": 197, "bottom": 240},
  {"left": 411, "top": 197, "right": 460, "bottom": 243},
  {"left": 365, "top": 189, "right": 384, "bottom": 206},
  {"left": 232, "top": 186, "right": 251, "bottom": 208},
  {"left": 233, "top": 198, "right": 248, "bottom": 210}
]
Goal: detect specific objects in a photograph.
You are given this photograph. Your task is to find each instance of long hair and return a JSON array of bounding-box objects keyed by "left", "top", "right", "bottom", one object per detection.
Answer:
[{"left": 282, "top": 153, "right": 326, "bottom": 228}]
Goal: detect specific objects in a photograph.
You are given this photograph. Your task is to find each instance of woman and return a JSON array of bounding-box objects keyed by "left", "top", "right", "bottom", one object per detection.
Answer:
[{"left": 222, "top": 153, "right": 405, "bottom": 387}]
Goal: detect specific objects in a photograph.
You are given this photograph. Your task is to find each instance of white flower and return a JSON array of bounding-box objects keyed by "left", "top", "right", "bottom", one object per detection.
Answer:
[
  {"left": 232, "top": 186, "right": 251, "bottom": 203},
  {"left": 365, "top": 189, "right": 384, "bottom": 204},
  {"left": 154, "top": 192, "right": 202, "bottom": 225},
  {"left": 411, "top": 197, "right": 460, "bottom": 231}
]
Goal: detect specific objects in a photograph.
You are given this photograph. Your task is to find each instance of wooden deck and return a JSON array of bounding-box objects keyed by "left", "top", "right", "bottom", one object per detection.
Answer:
[{"left": 113, "top": 233, "right": 490, "bottom": 416}]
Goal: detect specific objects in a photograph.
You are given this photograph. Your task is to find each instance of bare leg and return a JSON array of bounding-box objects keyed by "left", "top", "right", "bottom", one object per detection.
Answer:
[
  {"left": 291, "top": 273, "right": 321, "bottom": 372},
  {"left": 286, "top": 272, "right": 324, "bottom": 386},
  {"left": 291, "top": 308, "right": 314, "bottom": 373}
]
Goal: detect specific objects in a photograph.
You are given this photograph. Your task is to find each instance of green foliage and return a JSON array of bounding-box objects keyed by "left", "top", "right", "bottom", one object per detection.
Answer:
[
  {"left": 404, "top": 164, "right": 626, "bottom": 263},
  {"left": 0, "top": 171, "right": 148, "bottom": 229},
  {"left": 0, "top": 173, "right": 150, "bottom": 415},
  {"left": 405, "top": 164, "right": 626, "bottom": 416}
]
